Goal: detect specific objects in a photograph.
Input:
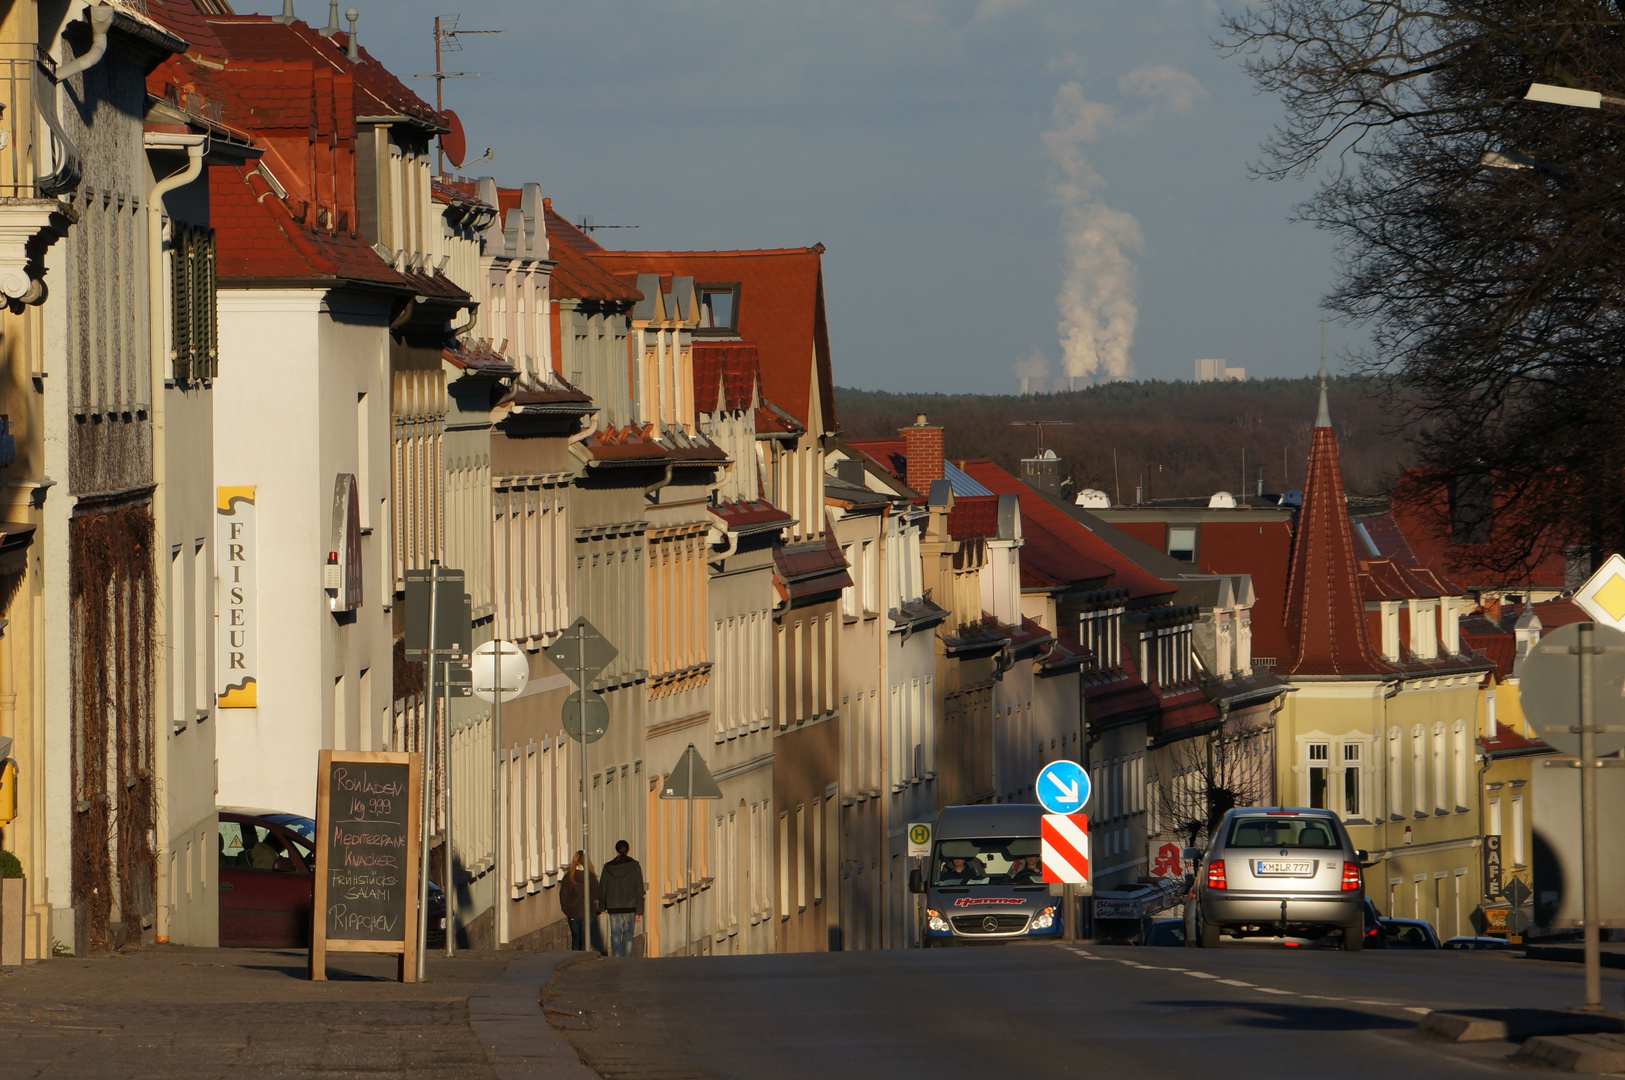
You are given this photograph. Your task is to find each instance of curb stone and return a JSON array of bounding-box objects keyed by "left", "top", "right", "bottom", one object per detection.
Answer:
[
  {"left": 1420, "top": 1010, "right": 1625, "bottom": 1044},
  {"left": 1517, "top": 1033, "right": 1625, "bottom": 1073},
  {"left": 469, "top": 952, "right": 600, "bottom": 1079}
]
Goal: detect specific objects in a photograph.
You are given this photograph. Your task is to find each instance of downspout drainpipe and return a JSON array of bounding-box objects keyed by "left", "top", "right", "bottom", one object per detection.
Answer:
[
  {"left": 143, "top": 132, "right": 206, "bottom": 945},
  {"left": 1379, "top": 676, "right": 1404, "bottom": 902},
  {"left": 54, "top": 4, "right": 113, "bottom": 83}
]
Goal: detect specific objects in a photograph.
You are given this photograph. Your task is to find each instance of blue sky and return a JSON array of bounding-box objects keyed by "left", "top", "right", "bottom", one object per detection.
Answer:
[{"left": 241, "top": 0, "right": 1362, "bottom": 392}]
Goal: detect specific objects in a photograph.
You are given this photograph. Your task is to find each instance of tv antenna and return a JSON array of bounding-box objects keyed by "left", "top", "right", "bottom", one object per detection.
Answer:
[
  {"left": 1010, "top": 420, "right": 1072, "bottom": 454},
  {"left": 578, "top": 214, "right": 639, "bottom": 234},
  {"left": 410, "top": 14, "right": 501, "bottom": 175}
]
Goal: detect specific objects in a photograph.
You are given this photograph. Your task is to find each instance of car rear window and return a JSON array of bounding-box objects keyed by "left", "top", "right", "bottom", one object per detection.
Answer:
[{"left": 1226, "top": 815, "right": 1339, "bottom": 849}]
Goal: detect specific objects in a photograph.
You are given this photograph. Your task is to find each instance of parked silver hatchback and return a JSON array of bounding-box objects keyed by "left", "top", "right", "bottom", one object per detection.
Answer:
[{"left": 1186, "top": 807, "right": 1367, "bottom": 950}]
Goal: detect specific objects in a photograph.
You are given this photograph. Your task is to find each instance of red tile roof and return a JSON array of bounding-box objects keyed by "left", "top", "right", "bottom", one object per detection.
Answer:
[
  {"left": 1461, "top": 629, "right": 1517, "bottom": 679},
  {"left": 581, "top": 423, "right": 670, "bottom": 464},
  {"left": 957, "top": 459, "right": 1169, "bottom": 601},
  {"left": 443, "top": 338, "right": 514, "bottom": 375},
  {"left": 1481, "top": 720, "right": 1550, "bottom": 754},
  {"left": 1282, "top": 387, "right": 1390, "bottom": 677},
  {"left": 1192, "top": 519, "right": 1296, "bottom": 664},
  {"left": 210, "top": 164, "right": 409, "bottom": 290},
  {"left": 693, "top": 341, "right": 761, "bottom": 414},
  {"left": 1389, "top": 472, "right": 1568, "bottom": 591},
  {"left": 947, "top": 495, "right": 999, "bottom": 540},
  {"left": 201, "top": 17, "right": 445, "bottom": 130},
  {"left": 1533, "top": 598, "right": 1588, "bottom": 628},
  {"left": 588, "top": 244, "right": 836, "bottom": 435},
  {"left": 542, "top": 204, "right": 641, "bottom": 303},
  {"left": 711, "top": 499, "right": 792, "bottom": 534},
  {"left": 775, "top": 526, "right": 853, "bottom": 601}
]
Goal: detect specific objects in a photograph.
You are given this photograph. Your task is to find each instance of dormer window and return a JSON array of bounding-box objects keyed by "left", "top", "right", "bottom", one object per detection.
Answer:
[
  {"left": 696, "top": 284, "right": 740, "bottom": 335},
  {"left": 1167, "top": 526, "right": 1196, "bottom": 562}
]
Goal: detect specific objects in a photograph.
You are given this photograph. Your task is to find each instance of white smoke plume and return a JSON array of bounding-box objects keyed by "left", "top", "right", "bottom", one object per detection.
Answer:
[{"left": 1037, "top": 67, "right": 1202, "bottom": 386}]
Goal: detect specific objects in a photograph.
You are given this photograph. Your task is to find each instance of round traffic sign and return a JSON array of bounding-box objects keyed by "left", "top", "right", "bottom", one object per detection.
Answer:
[
  {"left": 909, "top": 824, "right": 931, "bottom": 847},
  {"left": 472, "top": 639, "right": 529, "bottom": 704},
  {"left": 1519, "top": 622, "right": 1625, "bottom": 757},
  {"left": 562, "top": 688, "right": 608, "bottom": 743},
  {"left": 1036, "top": 760, "right": 1091, "bottom": 816}
]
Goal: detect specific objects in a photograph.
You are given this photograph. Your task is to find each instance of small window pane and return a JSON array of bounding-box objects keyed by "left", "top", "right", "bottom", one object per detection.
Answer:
[{"left": 1167, "top": 526, "right": 1197, "bottom": 562}]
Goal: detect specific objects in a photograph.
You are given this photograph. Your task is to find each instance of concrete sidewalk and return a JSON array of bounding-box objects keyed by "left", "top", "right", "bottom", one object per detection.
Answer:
[{"left": 0, "top": 945, "right": 598, "bottom": 1079}]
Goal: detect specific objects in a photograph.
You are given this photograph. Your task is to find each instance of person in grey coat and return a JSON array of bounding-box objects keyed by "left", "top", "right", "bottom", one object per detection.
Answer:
[{"left": 600, "top": 840, "right": 645, "bottom": 958}]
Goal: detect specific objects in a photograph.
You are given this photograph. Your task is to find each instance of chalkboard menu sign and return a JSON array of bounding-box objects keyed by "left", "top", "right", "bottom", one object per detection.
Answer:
[{"left": 309, "top": 750, "right": 422, "bottom": 982}]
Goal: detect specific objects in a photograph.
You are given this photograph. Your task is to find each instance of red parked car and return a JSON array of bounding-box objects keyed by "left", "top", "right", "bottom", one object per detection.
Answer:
[{"left": 218, "top": 807, "right": 445, "bottom": 948}]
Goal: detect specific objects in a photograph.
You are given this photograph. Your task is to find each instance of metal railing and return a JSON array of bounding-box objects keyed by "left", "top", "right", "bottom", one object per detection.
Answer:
[{"left": 0, "top": 44, "right": 80, "bottom": 199}]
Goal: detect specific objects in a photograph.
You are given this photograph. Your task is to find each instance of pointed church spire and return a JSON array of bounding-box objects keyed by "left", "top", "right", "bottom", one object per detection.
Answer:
[
  {"left": 1281, "top": 338, "right": 1388, "bottom": 677},
  {"left": 1316, "top": 321, "right": 1331, "bottom": 428}
]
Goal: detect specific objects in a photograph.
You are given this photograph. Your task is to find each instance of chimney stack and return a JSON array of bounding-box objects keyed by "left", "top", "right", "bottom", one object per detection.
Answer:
[{"left": 901, "top": 413, "right": 944, "bottom": 497}]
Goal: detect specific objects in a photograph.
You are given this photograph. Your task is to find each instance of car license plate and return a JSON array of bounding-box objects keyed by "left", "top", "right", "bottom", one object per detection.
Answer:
[{"left": 1254, "top": 859, "right": 1313, "bottom": 876}]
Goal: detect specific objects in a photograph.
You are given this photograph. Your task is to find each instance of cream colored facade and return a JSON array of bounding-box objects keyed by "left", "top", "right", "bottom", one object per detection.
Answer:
[{"left": 1280, "top": 674, "right": 1487, "bottom": 937}]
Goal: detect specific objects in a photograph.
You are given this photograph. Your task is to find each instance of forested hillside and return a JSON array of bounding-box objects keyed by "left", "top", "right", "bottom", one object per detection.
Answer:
[{"left": 833, "top": 378, "right": 1414, "bottom": 501}]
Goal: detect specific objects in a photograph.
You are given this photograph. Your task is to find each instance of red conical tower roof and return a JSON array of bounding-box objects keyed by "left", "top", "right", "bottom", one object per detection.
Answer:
[{"left": 1282, "top": 366, "right": 1391, "bottom": 677}]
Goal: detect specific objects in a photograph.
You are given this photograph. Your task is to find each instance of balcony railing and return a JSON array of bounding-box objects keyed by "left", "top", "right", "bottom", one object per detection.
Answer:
[{"left": 0, "top": 44, "right": 82, "bottom": 199}]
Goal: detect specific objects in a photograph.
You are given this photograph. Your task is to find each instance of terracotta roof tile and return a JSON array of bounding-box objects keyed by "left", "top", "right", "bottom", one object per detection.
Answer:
[
  {"left": 588, "top": 244, "right": 836, "bottom": 434},
  {"left": 693, "top": 341, "right": 761, "bottom": 414},
  {"left": 957, "top": 459, "right": 1167, "bottom": 599},
  {"left": 946, "top": 495, "right": 999, "bottom": 540}
]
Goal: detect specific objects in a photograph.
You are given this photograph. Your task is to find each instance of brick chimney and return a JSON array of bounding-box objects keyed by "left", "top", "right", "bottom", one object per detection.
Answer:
[{"left": 900, "top": 413, "right": 944, "bottom": 496}]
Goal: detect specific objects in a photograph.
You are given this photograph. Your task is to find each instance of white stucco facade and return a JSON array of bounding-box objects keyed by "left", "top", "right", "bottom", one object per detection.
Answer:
[{"left": 212, "top": 289, "right": 395, "bottom": 817}]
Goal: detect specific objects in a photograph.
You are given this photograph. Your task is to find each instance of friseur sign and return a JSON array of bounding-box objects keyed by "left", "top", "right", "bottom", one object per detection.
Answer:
[{"left": 216, "top": 486, "right": 256, "bottom": 707}]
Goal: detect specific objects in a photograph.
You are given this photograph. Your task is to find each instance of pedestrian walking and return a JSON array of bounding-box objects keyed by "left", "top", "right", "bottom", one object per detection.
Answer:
[
  {"left": 601, "top": 839, "right": 645, "bottom": 958},
  {"left": 559, "top": 851, "right": 604, "bottom": 954}
]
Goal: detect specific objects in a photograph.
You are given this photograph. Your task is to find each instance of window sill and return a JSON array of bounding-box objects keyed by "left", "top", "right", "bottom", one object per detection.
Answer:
[{"left": 842, "top": 614, "right": 859, "bottom": 626}]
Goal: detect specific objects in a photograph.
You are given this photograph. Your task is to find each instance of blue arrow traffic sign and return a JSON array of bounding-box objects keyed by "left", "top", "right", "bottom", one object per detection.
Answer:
[{"left": 1036, "top": 760, "right": 1091, "bottom": 816}]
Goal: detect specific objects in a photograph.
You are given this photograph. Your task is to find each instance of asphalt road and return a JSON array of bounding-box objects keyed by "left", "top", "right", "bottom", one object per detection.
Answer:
[{"left": 544, "top": 942, "right": 1625, "bottom": 1080}]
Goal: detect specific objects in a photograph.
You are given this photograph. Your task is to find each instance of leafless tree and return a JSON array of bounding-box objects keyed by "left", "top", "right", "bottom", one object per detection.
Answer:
[
  {"left": 1222, "top": 1, "right": 1625, "bottom": 574},
  {"left": 1152, "top": 726, "right": 1274, "bottom": 849}
]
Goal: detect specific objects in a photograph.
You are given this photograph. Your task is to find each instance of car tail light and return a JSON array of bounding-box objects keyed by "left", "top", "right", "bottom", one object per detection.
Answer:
[
  {"left": 1206, "top": 861, "right": 1227, "bottom": 890},
  {"left": 1341, "top": 862, "right": 1362, "bottom": 892}
]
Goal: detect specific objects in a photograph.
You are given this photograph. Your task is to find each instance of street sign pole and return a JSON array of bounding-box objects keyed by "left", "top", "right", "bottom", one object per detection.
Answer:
[
  {"left": 493, "top": 661, "right": 504, "bottom": 947},
  {"left": 578, "top": 624, "right": 592, "bottom": 954},
  {"left": 417, "top": 562, "right": 439, "bottom": 983},
  {"left": 443, "top": 654, "right": 455, "bottom": 959},
  {"left": 1580, "top": 623, "right": 1601, "bottom": 1011},
  {"left": 685, "top": 748, "right": 695, "bottom": 955}
]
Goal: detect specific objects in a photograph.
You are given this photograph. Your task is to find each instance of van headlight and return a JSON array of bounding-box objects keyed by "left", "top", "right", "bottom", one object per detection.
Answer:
[
  {"left": 926, "top": 908, "right": 951, "bottom": 932},
  {"left": 1030, "top": 906, "right": 1056, "bottom": 931}
]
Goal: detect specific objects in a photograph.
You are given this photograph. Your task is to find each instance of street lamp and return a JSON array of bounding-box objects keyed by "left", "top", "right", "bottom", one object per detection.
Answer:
[{"left": 1526, "top": 82, "right": 1625, "bottom": 110}]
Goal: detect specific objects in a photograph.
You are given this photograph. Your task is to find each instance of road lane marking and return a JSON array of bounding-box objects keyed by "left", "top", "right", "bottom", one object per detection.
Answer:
[
  {"left": 1185, "top": 971, "right": 1220, "bottom": 979},
  {"left": 1405, "top": 1007, "right": 1432, "bottom": 1015},
  {"left": 1217, "top": 979, "right": 1253, "bottom": 987},
  {"left": 1255, "top": 987, "right": 1295, "bottom": 995}
]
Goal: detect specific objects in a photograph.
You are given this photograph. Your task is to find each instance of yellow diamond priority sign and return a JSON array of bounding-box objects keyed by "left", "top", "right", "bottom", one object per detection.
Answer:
[{"left": 1575, "top": 554, "right": 1625, "bottom": 630}]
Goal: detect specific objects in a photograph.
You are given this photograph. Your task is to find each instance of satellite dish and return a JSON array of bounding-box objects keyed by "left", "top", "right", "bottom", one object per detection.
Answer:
[
  {"left": 1075, "top": 488, "right": 1111, "bottom": 509},
  {"left": 1208, "top": 491, "right": 1237, "bottom": 508},
  {"left": 441, "top": 109, "right": 467, "bottom": 169}
]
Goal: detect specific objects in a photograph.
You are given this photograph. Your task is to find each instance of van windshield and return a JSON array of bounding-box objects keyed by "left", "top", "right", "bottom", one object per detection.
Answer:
[
  {"left": 933, "top": 837, "right": 1043, "bottom": 885},
  {"left": 1226, "top": 815, "right": 1339, "bottom": 849}
]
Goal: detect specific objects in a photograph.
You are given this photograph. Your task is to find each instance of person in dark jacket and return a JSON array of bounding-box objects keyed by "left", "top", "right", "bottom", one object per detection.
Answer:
[
  {"left": 558, "top": 851, "right": 603, "bottom": 954},
  {"left": 600, "top": 840, "right": 645, "bottom": 958}
]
